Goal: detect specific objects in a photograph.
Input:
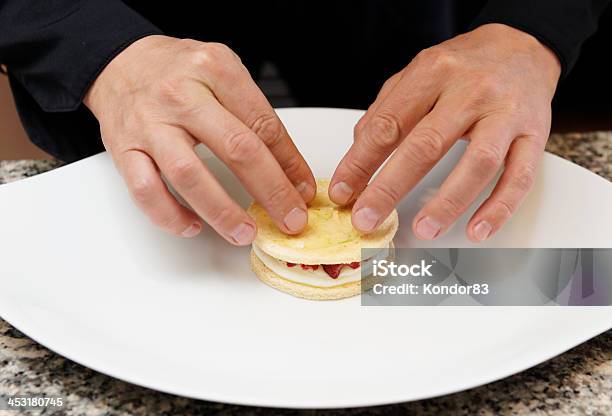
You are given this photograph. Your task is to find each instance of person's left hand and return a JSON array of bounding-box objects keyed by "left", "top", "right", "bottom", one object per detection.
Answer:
[{"left": 329, "top": 23, "right": 561, "bottom": 242}]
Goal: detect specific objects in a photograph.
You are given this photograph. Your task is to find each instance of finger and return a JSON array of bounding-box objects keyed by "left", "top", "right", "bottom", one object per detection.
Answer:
[
  {"left": 412, "top": 116, "right": 515, "bottom": 240},
  {"left": 150, "top": 125, "right": 257, "bottom": 246},
  {"left": 190, "top": 43, "right": 316, "bottom": 202},
  {"left": 466, "top": 134, "right": 545, "bottom": 242},
  {"left": 179, "top": 91, "right": 308, "bottom": 235},
  {"left": 356, "top": 58, "right": 432, "bottom": 136},
  {"left": 117, "top": 149, "right": 203, "bottom": 237},
  {"left": 329, "top": 68, "right": 441, "bottom": 205},
  {"left": 353, "top": 71, "right": 403, "bottom": 137},
  {"left": 332, "top": 71, "right": 403, "bottom": 205},
  {"left": 351, "top": 98, "right": 476, "bottom": 233}
]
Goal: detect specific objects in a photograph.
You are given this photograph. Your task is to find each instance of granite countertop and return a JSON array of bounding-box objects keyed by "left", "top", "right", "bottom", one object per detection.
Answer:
[{"left": 1, "top": 131, "right": 611, "bottom": 415}]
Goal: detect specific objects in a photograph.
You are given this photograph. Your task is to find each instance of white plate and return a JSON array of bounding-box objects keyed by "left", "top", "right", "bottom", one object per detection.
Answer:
[{"left": 0, "top": 108, "right": 610, "bottom": 408}]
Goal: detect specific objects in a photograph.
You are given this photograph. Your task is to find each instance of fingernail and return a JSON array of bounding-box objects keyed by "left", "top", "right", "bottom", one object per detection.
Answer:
[
  {"left": 353, "top": 207, "right": 381, "bottom": 232},
  {"left": 295, "top": 181, "right": 314, "bottom": 199},
  {"left": 330, "top": 181, "right": 354, "bottom": 204},
  {"left": 182, "top": 222, "right": 202, "bottom": 238},
  {"left": 230, "top": 222, "right": 255, "bottom": 245},
  {"left": 415, "top": 216, "right": 441, "bottom": 240},
  {"left": 473, "top": 220, "right": 492, "bottom": 242},
  {"left": 284, "top": 207, "right": 307, "bottom": 233}
]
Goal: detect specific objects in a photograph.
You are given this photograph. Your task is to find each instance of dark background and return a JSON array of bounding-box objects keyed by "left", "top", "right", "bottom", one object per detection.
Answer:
[
  {"left": 548, "top": 6, "right": 612, "bottom": 132},
  {"left": 168, "top": 0, "right": 612, "bottom": 133}
]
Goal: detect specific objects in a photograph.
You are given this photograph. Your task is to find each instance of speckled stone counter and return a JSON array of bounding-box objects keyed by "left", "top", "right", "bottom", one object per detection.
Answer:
[{"left": 1, "top": 131, "right": 611, "bottom": 415}]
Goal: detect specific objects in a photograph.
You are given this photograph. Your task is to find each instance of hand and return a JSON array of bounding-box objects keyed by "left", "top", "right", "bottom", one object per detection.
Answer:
[
  {"left": 329, "top": 24, "right": 561, "bottom": 242},
  {"left": 85, "top": 35, "right": 316, "bottom": 244}
]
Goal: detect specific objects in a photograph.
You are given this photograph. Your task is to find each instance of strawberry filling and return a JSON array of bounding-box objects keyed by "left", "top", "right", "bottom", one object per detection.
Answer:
[
  {"left": 286, "top": 261, "right": 360, "bottom": 279},
  {"left": 286, "top": 263, "right": 319, "bottom": 271}
]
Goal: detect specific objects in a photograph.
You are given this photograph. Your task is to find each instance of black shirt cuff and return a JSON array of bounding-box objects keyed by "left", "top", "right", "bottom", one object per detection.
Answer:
[
  {"left": 7, "top": 0, "right": 162, "bottom": 112},
  {"left": 470, "top": 0, "right": 608, "bottom": 79},
  {"left": 2, "top": 0, "right": 162, "bottom": 161}
]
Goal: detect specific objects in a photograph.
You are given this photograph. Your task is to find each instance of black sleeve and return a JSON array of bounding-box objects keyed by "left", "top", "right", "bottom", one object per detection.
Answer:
[
  {"left": 0, "top": 0, "right": 162, "bottom": 162},
  {"left": 470, "top": 0, "right": 611, "bottom": 79}
]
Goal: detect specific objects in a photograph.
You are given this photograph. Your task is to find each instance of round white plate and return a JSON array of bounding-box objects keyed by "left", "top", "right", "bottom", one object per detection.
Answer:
[{"left": 0, "top": 108, "right": 611, "bottom": 408}]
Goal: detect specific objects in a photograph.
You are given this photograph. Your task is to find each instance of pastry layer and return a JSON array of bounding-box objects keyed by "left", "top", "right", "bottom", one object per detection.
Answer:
[{"left": 247, "top": 179, "right": 398, "bottom": 264}]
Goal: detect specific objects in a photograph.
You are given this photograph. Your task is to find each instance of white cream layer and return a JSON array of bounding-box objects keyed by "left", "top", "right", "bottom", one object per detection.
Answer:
[{"left": 252, "top": 244, "right": 362, "bottom": 288}]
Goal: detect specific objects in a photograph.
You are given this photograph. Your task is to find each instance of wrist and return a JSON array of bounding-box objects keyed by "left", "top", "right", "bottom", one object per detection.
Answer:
[
  {"left": 84, "top": 35, "right": 166, "bottom": 118},
  {"left": 83, "top": 66, "right": 114, "bottom": 118},
  {"left": 475, "top": 23, "right": 561, "bottom": 92}
]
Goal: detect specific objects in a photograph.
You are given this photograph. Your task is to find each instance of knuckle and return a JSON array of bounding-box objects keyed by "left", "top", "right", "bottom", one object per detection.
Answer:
[
  {"left": 419, "top": 47, "right": 456, "bottom": 71},
  {"left": 207, "top": 204, "right": 234, "bottom": 227},
  {"left": 366, "top": 113, "right": 402, "bottom": 149},
  {"left": 207, "top": 42, "right": 234, "bottom": 56},
  {"left": 207, "top": 59, "right": 238, "bottom": 82},
  {"left": 438, "top": 195, "right": 465, "bottom": 217},
  {"left": 154, "top": 77, "right": 188, "bottom": 107},
  {"left": 381, "top": 72, "right": 400, "bottom": 90},
  {"left": 167, "top": 158, "right": 199, "bottom": 189},
  {"left": 178, "top": 38, "right": 198, "bottom": 47},
  {"left": 190, "top": 43, "right": 238, "bottom": 80},
  {"left": 407, "top": 127, "right": 446, "bottom": 164},
  {"left": 495, "top": 199, "right": 515, "bottom": 217},
  {"left": 415, "top": 47, "right": 438, "bottom": 62},
  {"left": 265, "top": 183, "right": 294, "bottom": 208},
  {"left": 353, "top": 117, "right": 367, "bottom": 139},
  {"left": 372, "top": 183, "right": 402, "bottom": 207},
  {"left": 178, "top": 38, "right": 205, "bottom": 49},
  {"left": 155, "top": 213, "right": 183, "bottom": 232},
  {"left": 474, "top": 75, "right": 505, "bottom": 100},
  {"left": 187, "top": 45, "right": 215, "bottom": 68},
  {"left": 522, "top": 128, "right": 544, "bottom": 138},
  {"left": 502, "top": 96, "right": 523, "bottom": 116},
  {"left": 251, "top": 113, "right": 283, "bottom": 147},
  {"left": 281, "top": 153, "right": 303, "bottom": 178},
  {"left": 526, "top": 130, "right": 547, "bottom": 142},
  {"left": 469, "top": 144, "right": 504, "bottom": 173},
  {"left": 344, "top": 157, "right": 372, "bottom": 182},
  {"left": 224, "top": 130, "right": 262, "bottom": 164},
  {"left": 130, "top": 176, "right": 157, "bottom": 205},
  {"left": 511, "top": 163, "right": 537, "bottom": 192}
]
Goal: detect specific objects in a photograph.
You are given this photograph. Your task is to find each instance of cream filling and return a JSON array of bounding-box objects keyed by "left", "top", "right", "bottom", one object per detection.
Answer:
[{"left": 253, "top": 244, "right": 362, "bottom": 288}]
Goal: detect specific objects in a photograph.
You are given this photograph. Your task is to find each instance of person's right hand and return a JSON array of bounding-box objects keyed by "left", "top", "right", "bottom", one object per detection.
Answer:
[{"left": 84, "top": 35, "right": 316, "bottom": 245}]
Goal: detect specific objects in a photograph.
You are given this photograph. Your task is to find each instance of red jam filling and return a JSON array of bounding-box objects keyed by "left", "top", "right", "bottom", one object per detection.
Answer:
[
  {"left": 286, "top": 261, "right": 360, "bottom": 279},
  {"left": 286, "top": 263, "right": 319, "bottom": 271}
]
